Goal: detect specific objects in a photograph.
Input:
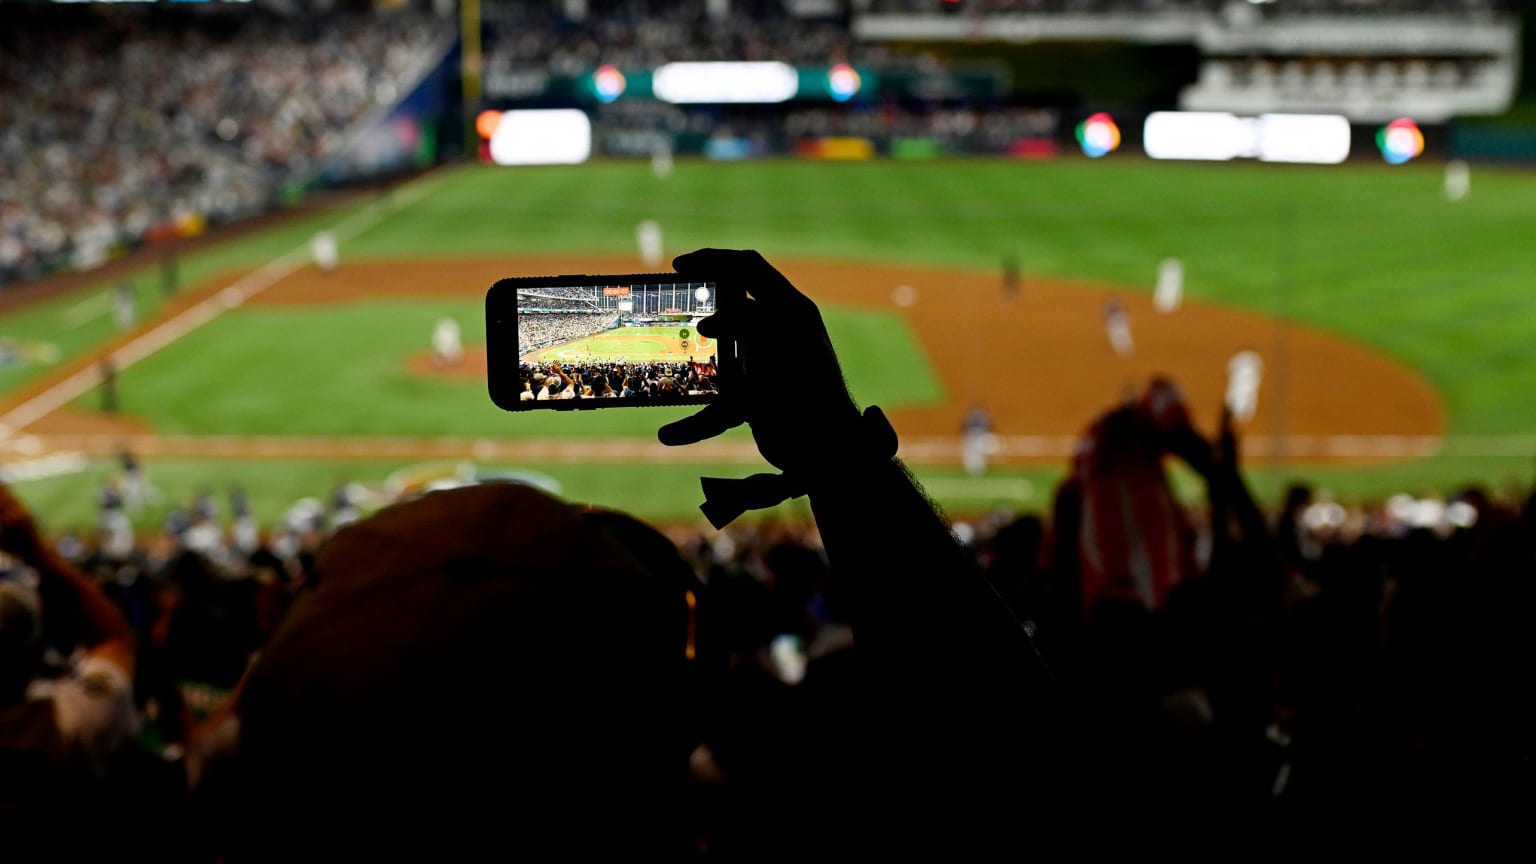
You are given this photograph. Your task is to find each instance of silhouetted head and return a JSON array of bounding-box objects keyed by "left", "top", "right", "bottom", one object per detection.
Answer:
[{"left": 231, "top": 483, "right": 712, "bottom": 859}]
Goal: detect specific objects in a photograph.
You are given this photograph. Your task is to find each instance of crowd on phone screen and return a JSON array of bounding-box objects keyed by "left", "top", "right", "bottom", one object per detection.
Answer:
[
  {"left": 516, "top": 311, "right": 620, "bottom": 353},
  {"left": 517, "top": 295, "right": 604, "bottom": 311},
  {"left": 516, "top": 359, "right": 717, "bottom": 400}
]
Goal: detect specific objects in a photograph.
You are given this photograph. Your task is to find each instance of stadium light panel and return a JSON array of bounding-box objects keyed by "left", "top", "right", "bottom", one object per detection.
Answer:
[
  {"left": 488, "top": 110, "right": 592, "bottom": 166},
  {"left": 1143, "top": 112, "right": 1253, "bottom": 161},
  {"left": 1256, "top": 114, "right": 1351, "bottom": 165},
  {"left": 1144, "top": 111, "right": 1351, "bottom": 165},
  {"left": 653, "top": 62, "right": 799, "bottom": 104}
]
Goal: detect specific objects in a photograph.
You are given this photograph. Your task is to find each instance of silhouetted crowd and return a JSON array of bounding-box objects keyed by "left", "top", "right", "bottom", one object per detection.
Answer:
[{"left": 5, "top": 385, "right": 1530, "bottom": 854}]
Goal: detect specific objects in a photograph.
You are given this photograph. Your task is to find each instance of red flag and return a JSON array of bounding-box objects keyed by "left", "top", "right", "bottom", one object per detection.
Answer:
[{"left": 1071, "top": 379, "right": 1196, "bottom": 614}]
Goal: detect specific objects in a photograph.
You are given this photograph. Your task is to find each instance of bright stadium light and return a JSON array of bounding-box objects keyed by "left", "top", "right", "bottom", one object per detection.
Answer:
[
  {"left": 1377, "top": 118, "right": 1426, "bottom": 165},
  {"left": 1144, "top": 111, "right": 1352, "bottom": 165},
  {"left": 826, "top": 64, "right": 862, "bottom": 102},
  {"left": 1143, "top": 112, "right": 1254, "bottom": 161},
  {"left": 1256, "top": 114, "right": 1351, "bottom": 165},
  {"left": 475, "top": 110, "right": 503, "bottom": 140},
  {"left": 653, "top": 62, "right": 799, "bottom": 104},
  {"left": 591, "top": 65, "right": 627, "bottom": 103},
  {"left": 1075, "top": 113, "right": 1121, "bottom": 158},
  {"left": 488, "top": 109, "right": 592, "bottom": 166}
]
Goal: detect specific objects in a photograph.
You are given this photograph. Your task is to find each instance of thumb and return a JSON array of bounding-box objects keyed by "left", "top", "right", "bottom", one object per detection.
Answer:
[{"left": 658, "top": 400, "right": 744, "bottom": 446}]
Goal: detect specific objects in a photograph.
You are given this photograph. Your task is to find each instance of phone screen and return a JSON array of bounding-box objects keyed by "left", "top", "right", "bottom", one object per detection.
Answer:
[{"left": 487, "top": 275, "right": 725, "bottom": 410}]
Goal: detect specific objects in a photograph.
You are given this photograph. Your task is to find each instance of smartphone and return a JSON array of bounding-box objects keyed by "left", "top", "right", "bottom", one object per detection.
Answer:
[{"left": 486, "top": 273, "right": 733, "bottom": 411}]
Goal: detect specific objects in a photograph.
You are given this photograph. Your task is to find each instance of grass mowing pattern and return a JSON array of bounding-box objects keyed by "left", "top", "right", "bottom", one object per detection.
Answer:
[{"left": 82, "top": 301, "right": 941, "bottom": 436}]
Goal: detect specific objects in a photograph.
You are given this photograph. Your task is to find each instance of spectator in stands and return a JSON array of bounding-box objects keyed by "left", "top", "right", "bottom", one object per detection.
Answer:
[{"left": 0, "top": 479, "right": 139, "bottom": 839}]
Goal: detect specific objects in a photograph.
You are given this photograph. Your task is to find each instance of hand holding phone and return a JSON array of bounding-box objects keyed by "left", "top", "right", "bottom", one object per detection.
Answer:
[{"left": 657, "top": 250, "right": 864, "bottom": 477}]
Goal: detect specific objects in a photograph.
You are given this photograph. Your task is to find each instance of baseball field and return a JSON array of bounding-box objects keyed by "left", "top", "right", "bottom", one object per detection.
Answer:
[
  {"left": 2, "top": 157, "right": 1534, "bottom": 529},
  {"left": 522, "top": 326, "right": 714, "bottom": 364}
]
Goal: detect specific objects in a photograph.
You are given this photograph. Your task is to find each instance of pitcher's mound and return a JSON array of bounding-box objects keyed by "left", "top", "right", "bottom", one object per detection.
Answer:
[{"left": 405, "top": 345, "right": 488, "bottom": 381}]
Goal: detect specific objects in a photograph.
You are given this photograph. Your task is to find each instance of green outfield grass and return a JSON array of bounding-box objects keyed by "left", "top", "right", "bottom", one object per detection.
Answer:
[{"left": 6, "top": 157, "right": 1536, "bottom": 525}]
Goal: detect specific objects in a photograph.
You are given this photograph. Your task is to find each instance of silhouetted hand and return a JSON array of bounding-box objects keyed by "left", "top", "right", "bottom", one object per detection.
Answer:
[
  {"left": 1139, "top": 377, "right": 1215, "bottom": 477},
  {"left": 0, "top": 480, "right": 45, "bottom": 564},
  {"left": 1216, "top": 405, "right": 1239, "bottom": 468},
  {"left": 658, "top": 249, "right": 863, "bottom": 476}
]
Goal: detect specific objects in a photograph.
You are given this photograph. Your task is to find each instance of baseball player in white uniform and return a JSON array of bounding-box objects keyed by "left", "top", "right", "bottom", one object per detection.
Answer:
[
  {"left": 311, "top": 231, "right": 339, "bottom": 273},
  {"left": 432, "top": 316, "right": 463, "bottom": 366},
  {"left": 1225, "top": 350, "right": 1264, "bottom": 423}
]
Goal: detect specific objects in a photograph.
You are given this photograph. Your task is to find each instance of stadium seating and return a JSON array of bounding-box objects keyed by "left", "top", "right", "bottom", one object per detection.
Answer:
[{"left": 0, "top": 6, "right": 449, "bottom": 285}]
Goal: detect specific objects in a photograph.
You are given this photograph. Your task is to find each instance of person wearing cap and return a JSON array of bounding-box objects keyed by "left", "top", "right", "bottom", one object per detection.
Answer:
[{"left": 0, "top": 479, "right": 139, "bottom": 825}]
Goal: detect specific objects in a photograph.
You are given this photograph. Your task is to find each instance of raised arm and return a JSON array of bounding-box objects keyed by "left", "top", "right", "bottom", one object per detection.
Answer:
[
  {"left": 658, "top": 250, "right": 1064, "bottom": 840},
  {"left": 0, "top": 481, "right": 135, "bottom": 676}
]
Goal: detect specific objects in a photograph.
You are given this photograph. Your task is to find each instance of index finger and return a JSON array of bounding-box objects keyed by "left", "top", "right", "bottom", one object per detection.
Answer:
[{"left": 673, "top": 249, "right": 804, "bottom": 306}]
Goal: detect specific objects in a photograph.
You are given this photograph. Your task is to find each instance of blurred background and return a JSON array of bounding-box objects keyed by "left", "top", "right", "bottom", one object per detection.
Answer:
[{"left": 1, "top": 0, "right": 1534, "bottom": 842}]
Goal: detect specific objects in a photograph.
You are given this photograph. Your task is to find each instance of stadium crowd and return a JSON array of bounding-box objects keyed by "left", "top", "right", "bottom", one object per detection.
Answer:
[
  {"left": 3, "top": 249, "right": 1529, "bottom": 854},
  {"left": 591, "top": 100, "right": 1061, "bottom": 158},
  {"left": 0, "top": 6, "right": 447, "bottom": 285},
  {"left": 516, "top": 310, "right": 620, "bottom": 352},
  {"left": 520, "top": 285, "right": 611, "bottom": 301},
  {"left": 480, "top": 1, "right": 1064, "bottom": 157},
  {"left": 483, "top": 0, "right": 893, "bottom": 73}
]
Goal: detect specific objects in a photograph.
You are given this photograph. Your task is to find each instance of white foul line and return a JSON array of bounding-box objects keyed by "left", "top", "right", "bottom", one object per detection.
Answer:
[
  {"left": 60, "top": 291, "right": 113, "bottom": 328},
  {"left": 0, "top": 171, "right": 448, "bottom": 439}
]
